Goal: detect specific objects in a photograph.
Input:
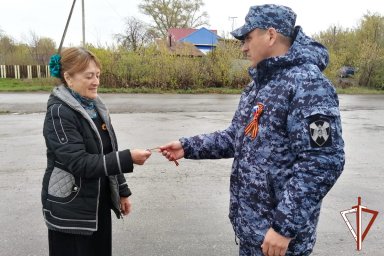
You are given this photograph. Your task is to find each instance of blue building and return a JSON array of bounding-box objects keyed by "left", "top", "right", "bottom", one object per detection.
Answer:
[{"left": 168, "top": 27, "right": 221, "bottom": 55}]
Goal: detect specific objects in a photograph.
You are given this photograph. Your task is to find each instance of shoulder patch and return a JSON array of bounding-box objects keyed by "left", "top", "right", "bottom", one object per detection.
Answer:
[{"left": 308, "top": 115, "right": 332, "bottom": 147}]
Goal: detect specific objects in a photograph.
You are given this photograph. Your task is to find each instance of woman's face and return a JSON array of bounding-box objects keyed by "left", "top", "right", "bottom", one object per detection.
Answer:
[{"left": 65, "top": 61, "right": 100, "bottom": 99}]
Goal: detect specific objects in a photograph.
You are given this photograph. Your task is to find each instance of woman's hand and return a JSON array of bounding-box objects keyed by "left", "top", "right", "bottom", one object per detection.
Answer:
[
  {"left": 120, "top": 197, "right": 131, "bottom": 215},
  {"left": 130, "top": 149, "right": 152, "bottom": 165}
]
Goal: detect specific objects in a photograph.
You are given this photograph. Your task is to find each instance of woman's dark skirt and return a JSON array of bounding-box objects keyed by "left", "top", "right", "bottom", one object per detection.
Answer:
[{"left": 48, "top": 178, "right": 112, "bottom": 256}]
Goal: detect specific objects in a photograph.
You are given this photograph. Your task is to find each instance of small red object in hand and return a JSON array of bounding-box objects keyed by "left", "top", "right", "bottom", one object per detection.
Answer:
[{"left": 147, "top": 147, "right": 179, "bottom": 167}]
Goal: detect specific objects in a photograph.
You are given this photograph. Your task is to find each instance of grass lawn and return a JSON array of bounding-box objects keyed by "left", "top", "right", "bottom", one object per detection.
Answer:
[
  {"left": 0, "top": 78, "right": 243, "bottom": 94},
  {"left": 0, "top": 78, "right": 383, "bottom": 94},
  {"left": 0, "top": 78, "right": 53, "bottom": 92}
]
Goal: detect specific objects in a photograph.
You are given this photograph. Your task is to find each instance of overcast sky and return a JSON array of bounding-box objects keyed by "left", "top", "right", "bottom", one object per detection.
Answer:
[{"left": 0, "top": 0, "right": 383, "bottom": 47}]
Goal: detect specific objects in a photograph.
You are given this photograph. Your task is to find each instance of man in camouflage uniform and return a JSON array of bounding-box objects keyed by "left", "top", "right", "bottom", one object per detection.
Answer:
[{"left": 160, "top": 4, "right": 345, "bottom": 256}]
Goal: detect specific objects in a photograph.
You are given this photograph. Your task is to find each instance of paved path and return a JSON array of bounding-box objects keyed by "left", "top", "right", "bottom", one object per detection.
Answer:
[{"left": 0, "top": 93, "right": 383, "bottom": 255}]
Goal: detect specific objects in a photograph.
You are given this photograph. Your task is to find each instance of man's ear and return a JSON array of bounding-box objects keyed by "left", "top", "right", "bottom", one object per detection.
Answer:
[{"left": 267, "top": 28, "right": 278, "bottom": 46}]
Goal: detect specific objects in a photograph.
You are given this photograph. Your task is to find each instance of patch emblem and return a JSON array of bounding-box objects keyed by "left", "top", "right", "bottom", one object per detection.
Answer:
[{"left": 309, "top": 116, "right": 332, "bottom": 147}]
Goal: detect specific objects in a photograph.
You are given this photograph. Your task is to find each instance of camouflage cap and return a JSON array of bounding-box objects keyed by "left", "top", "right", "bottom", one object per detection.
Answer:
[{"left": 231, "top": 4, "right": 296, "bottom": 40}]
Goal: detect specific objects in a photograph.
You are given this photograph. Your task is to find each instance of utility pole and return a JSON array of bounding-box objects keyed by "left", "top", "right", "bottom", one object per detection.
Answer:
[
  {"left": 82, "top": 0, "right": 85, "bottom": 47},
  {"left": 59, "top": 0, "right": 77, "bottom": 53},
  {"left": 228, "top": 16, "right": 238, "bottom": 32}
]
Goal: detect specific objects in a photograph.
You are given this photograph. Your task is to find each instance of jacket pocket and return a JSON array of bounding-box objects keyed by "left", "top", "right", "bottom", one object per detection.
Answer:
[{"left": 47, "top": 167, "right": 80, "bottom": 204}]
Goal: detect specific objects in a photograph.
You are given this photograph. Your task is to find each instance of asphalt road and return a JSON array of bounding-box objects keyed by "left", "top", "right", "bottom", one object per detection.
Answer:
[{"left": 0, "top": 93, "right": 383, "bottom": 256}]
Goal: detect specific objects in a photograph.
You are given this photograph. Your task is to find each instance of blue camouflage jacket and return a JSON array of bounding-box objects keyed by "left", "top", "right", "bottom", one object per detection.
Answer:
[{"left": 180, "top": 27, "right": 345, "bottom": 254}]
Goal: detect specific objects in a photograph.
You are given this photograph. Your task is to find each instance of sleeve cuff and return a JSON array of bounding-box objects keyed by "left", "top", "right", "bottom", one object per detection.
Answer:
[
  {"left": 118, "top": 149, "right": 134, "bottom": 173},
  {"left": 179, "top": 137, "right": 192, "bottom": 158},
  {"left": 271, "top": 221, "right": 297, "bottom": 238},
  {"left": 119, "top": 186, "right": 132, "bottom": 197}
]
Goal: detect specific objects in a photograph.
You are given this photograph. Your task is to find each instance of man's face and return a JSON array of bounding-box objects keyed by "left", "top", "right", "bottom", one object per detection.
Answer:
[{"left": 241, "top": 28, "right": 270, "bottom": 68}]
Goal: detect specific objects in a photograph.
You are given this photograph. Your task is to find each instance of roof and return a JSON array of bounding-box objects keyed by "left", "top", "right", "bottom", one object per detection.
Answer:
[
  {"left": 155, "top": 39, "right": 204, "bottom": 57},
  {"left": 168, "top": 28, "right": 218, "bottom": 41},
  {"left": 168, "top": 28, "right": 197, "bottom": 41},
  {"left": 179, "top": 27, "right": 221, "bottom": 46}
]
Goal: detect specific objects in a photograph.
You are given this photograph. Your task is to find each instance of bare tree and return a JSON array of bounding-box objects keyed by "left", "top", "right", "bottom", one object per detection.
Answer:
[
  {"left": 139, "top": 0, "right": 209, "bottom": 38},
  {"left": 28, "top": 31, "right": 56, "bottom": 65},
  {"left": 0, "top": 33, "right": 16, "bottom": 64},
  {"left": 114, "top": 17, "right": 154, "bottom": 51}
]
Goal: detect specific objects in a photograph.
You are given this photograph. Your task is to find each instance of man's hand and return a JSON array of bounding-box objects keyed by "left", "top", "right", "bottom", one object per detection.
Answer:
[
  {"left": 159, "top": 141, "right": 184, "bottom": 162},
  {"left": 261, "top": 228, "right": 292, "bottom": 256}
]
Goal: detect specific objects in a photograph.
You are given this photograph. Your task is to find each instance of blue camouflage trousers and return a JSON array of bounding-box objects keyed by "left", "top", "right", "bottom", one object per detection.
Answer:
[{"left": 239, "top": 240, "right": 263, "bottom": 256}]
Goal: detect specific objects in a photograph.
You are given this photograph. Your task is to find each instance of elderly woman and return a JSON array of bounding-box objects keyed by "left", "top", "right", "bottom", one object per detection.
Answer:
[{"left": 42, "top": 47, "right": 151, "bottom": 256}]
